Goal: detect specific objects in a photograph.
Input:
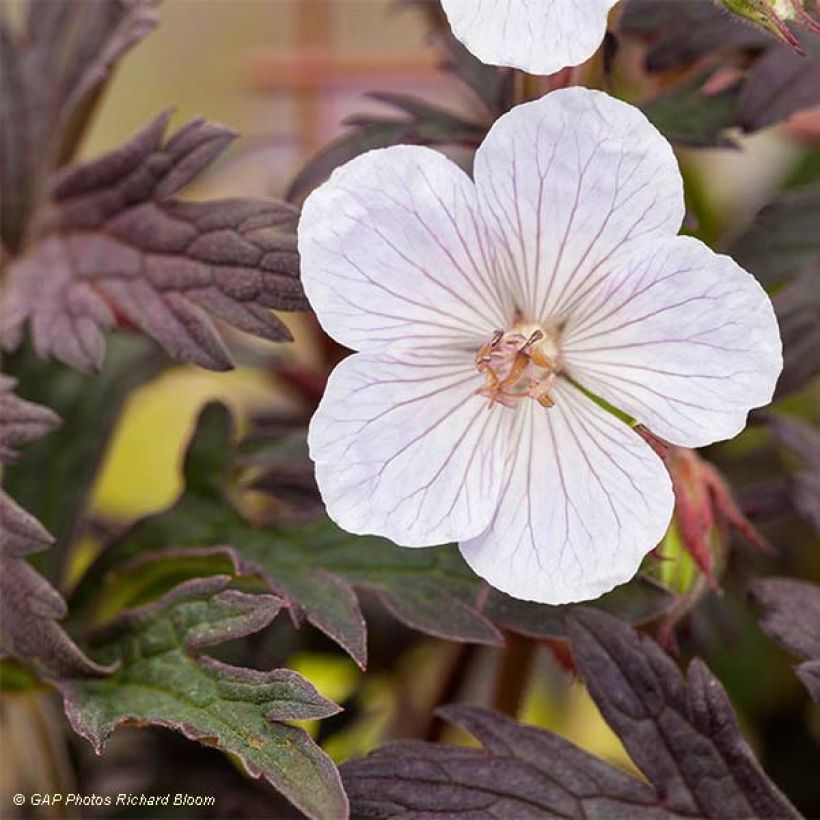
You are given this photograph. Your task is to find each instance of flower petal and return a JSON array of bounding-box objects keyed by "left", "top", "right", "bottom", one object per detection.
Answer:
[
  {"left": 298, "top": 145, "right": 512, "bottom": 353},
  {"left": 561, "top": 236, "right": 783, "bottom": 448},
  {"left": 309, "top": 350, "right": 511, "bottom": 547},
  {"left": 459, "top": 380, "right": 673, "bottom": 604},
  {"left": 441, "top": 0, "right": 619, "bottom": 75},
  {"left": 473, "top": 88, "right": 685, "bottom": 325}
]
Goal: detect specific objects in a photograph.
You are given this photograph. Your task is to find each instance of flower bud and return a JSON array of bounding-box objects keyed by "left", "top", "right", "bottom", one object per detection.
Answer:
[
  {"left": 718, "top": 0, "right": 820, "bottom": 54},
  {"left": 642, "top": 444, "right": 772, "bottom": 648}
]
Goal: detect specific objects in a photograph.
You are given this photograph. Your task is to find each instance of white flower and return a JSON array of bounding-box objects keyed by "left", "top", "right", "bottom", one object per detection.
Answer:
[
  {"left": 298, "top": 88, "right": 782, "bottom": 605},
  {"left": 441, "top": 0, "right": 619, "bottom": 75}
]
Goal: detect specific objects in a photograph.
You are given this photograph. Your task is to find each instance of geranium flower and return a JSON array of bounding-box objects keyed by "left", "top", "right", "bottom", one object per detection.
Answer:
[
  {"left": 440, "top": 0, "right": 619, "bottom": 75},
  {"left": 298, "top": 88, "right": 781, "bottom": 604}
]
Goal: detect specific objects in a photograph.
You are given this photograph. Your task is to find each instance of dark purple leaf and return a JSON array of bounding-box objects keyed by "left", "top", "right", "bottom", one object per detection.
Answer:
[
  {"left": 1, "top": 112, "right": 306, "bottom": 372},
  {"left": 0, "top": 376, "right": 111, "bottom": 678},
  {"left": 738, "top": 39, "right": 820, "bottom": 131},
  {"left": 620, "top": 0, "right": 819, "bottom": 139},
  {"left": 342, "top": 705, "right": 668, "bottom": 819},
  {"left": 0, "top": 0, "right": 158, "bottom": 254},
  {"left": 342, "top": 610, "right": 798, "bottom": 819},
  {"left": 767, "top": 415, "right": 820, "bottom": 534},
  {"left": 59, "top": 576, "right": 348, "bottom": 820},
  {"left": 0, "top": 374, "right": 60, "bottom": 462},
  {"left": 727, "top": 186, "right": 820, "bottom": 287},
  {"left": 771, "top": 273, "right": 820, "bottom": 397},
  {"left": 567, "top": 608, "right": 800, "bottom": 819},
  {"left": 751, "top": 577, "right": 820, "bottom": 701},
  {"left": 0, "top": 527, "right": 115, "bottom": 679},
  {"left": 620, "top": 0, "right": 770, "bottom": 72}
]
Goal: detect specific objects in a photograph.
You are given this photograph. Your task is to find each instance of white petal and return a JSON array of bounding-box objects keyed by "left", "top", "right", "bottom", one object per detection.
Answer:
[
  {"left": 561, "top": 236, "right": 783, "bottom": 448},
  {"left": 298, "top": 145, "right": 512, "bottom": 353},
  {"left": 459, "top": 380, "right": 673, "bottom": 604},
  {"left": 308, "top": 350, "right": 511, "bottom": 547},
  {"left": 473, "top": 88, "right": 684, "bottom": 325},
  {"left": 441, "top": 0, "right": 618, "bottom": 75}
]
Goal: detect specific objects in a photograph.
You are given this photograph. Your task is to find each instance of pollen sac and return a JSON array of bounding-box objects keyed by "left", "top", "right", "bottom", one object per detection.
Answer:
[{"left": 475, "top": 322, "right": 560, "bottom": 408}]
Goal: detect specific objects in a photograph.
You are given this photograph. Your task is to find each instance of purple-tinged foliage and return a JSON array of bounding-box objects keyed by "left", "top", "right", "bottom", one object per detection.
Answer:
[
  {"left": 344, "top": 705, "right": 671, "bottom": 819},
  {"left": 1, "top": 112, "right": 306, "bottom": 372},
  {"left": 567, "top": 609, "right": 800, "bottom": 819},
  {"left": 752, "top": 577, "right": 820, "bottom": 701},
  {"left": 60, "top": 575, "right": 348, "bottom": 820},
  {"left": 0, "top": 0, "right": 158, "bottom": 254},
  {"left": 768, "top": 415, "right": 820, "bottom": 535},
  {"left": 73, "top": 403, "right": 674, "bottom": 671},
  {"left": 0, "top": 374, "right": 60, "bottom": 463},
  {"left": 286, "top": 93, "right": 488, "bottom": 205},
  {"left": 728, "top": 186, "right": 820, "bottom": 289},
  {"left": 621, "top": 0, "right": 820, "bottom": 139},
  {"left": 0, "top": 377, "right": 110, "bottom": 678},
  {"left": 620, "top": 0, "right": 771, "bottom": 71},
  {"left": 771, "top": 273, "right": 820, "bottom": 398},
  {"left": 342, "top": 609, "right": 800, "bottom": 819}
]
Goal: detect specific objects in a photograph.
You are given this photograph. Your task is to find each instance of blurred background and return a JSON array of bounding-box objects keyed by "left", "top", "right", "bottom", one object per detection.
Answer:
[{"left": 2, "top": 1, "right": 818, "bottom": 817}]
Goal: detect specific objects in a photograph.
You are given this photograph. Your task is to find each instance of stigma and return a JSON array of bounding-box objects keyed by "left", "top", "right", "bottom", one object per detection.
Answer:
[{"left": 475, "top": 321, "right": 561, "bottom": 409}]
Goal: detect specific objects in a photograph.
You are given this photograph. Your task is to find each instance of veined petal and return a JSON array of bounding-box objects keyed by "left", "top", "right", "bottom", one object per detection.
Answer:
[
  {"left": 459, "top": 380, "right": 673, "bottom": 604},
  {"left": 298, "top": 145, "right": 512, "bottom": 353},
  {"left": 308, "top": 351, "right": 511, "bottom": 547},
  {"left": 441, "top": 0, "right": 619, "bottom": 75},
  {"left": 473, "top": 88, "right": 684, "bottom": 325},
  {"left": 561, "top": 236, "right": 783, "bottom": 448}
]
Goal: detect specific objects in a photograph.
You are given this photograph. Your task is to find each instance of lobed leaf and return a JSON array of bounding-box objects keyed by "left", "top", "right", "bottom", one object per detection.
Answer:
[
  {"left": 341, "top": 609, "right": 799, "bottom": 819},
  {"left": 0, "top": 374, "right": 60, "bottom": 463},
  {"left": 73, "top": 403, "right": 673, "bottom": 671},
  {"left": 0, "top": 376, "right": 110, "bottom": 678},
  {"left": 343, "top": 705, "right": 669, "bottom": 819},
  {"left": 1, "top": 112, "right": 306, "bottom": 372},
  {"left": 751, "top": 577, "right": 820, "bottom": 701},
  {"left": 0, "top": 0, "right": 158, "bottom": 254},
  {"left": 567, "top": 608, "right": 800, "bottom": 819},
  {"left": 59, "top": 575, "right": 348, "bottom": 820},
  {"left": 3, "top": 337, "right": 163, "bottom": 548}
]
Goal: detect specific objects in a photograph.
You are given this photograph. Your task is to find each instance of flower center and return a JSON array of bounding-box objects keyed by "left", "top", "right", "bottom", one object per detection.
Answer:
[{"left": 475, "top": 320, "right": 561, "bottom": 408}]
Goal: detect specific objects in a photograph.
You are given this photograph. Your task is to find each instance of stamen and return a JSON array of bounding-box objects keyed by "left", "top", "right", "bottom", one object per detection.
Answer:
[{"left": 475, "top": 322, "right": 560, "bottom": 409}]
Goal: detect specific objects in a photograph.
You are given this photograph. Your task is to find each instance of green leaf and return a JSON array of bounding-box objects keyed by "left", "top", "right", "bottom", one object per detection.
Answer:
[
  {"left": 642, "top": 72, "right": 741, "bottom": 148},
  {"left": 74, "top": 403, "right": 674, "bottom": 670},
  {"left": 59, "top": 575, "right": 348, "bottom": 820}
]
